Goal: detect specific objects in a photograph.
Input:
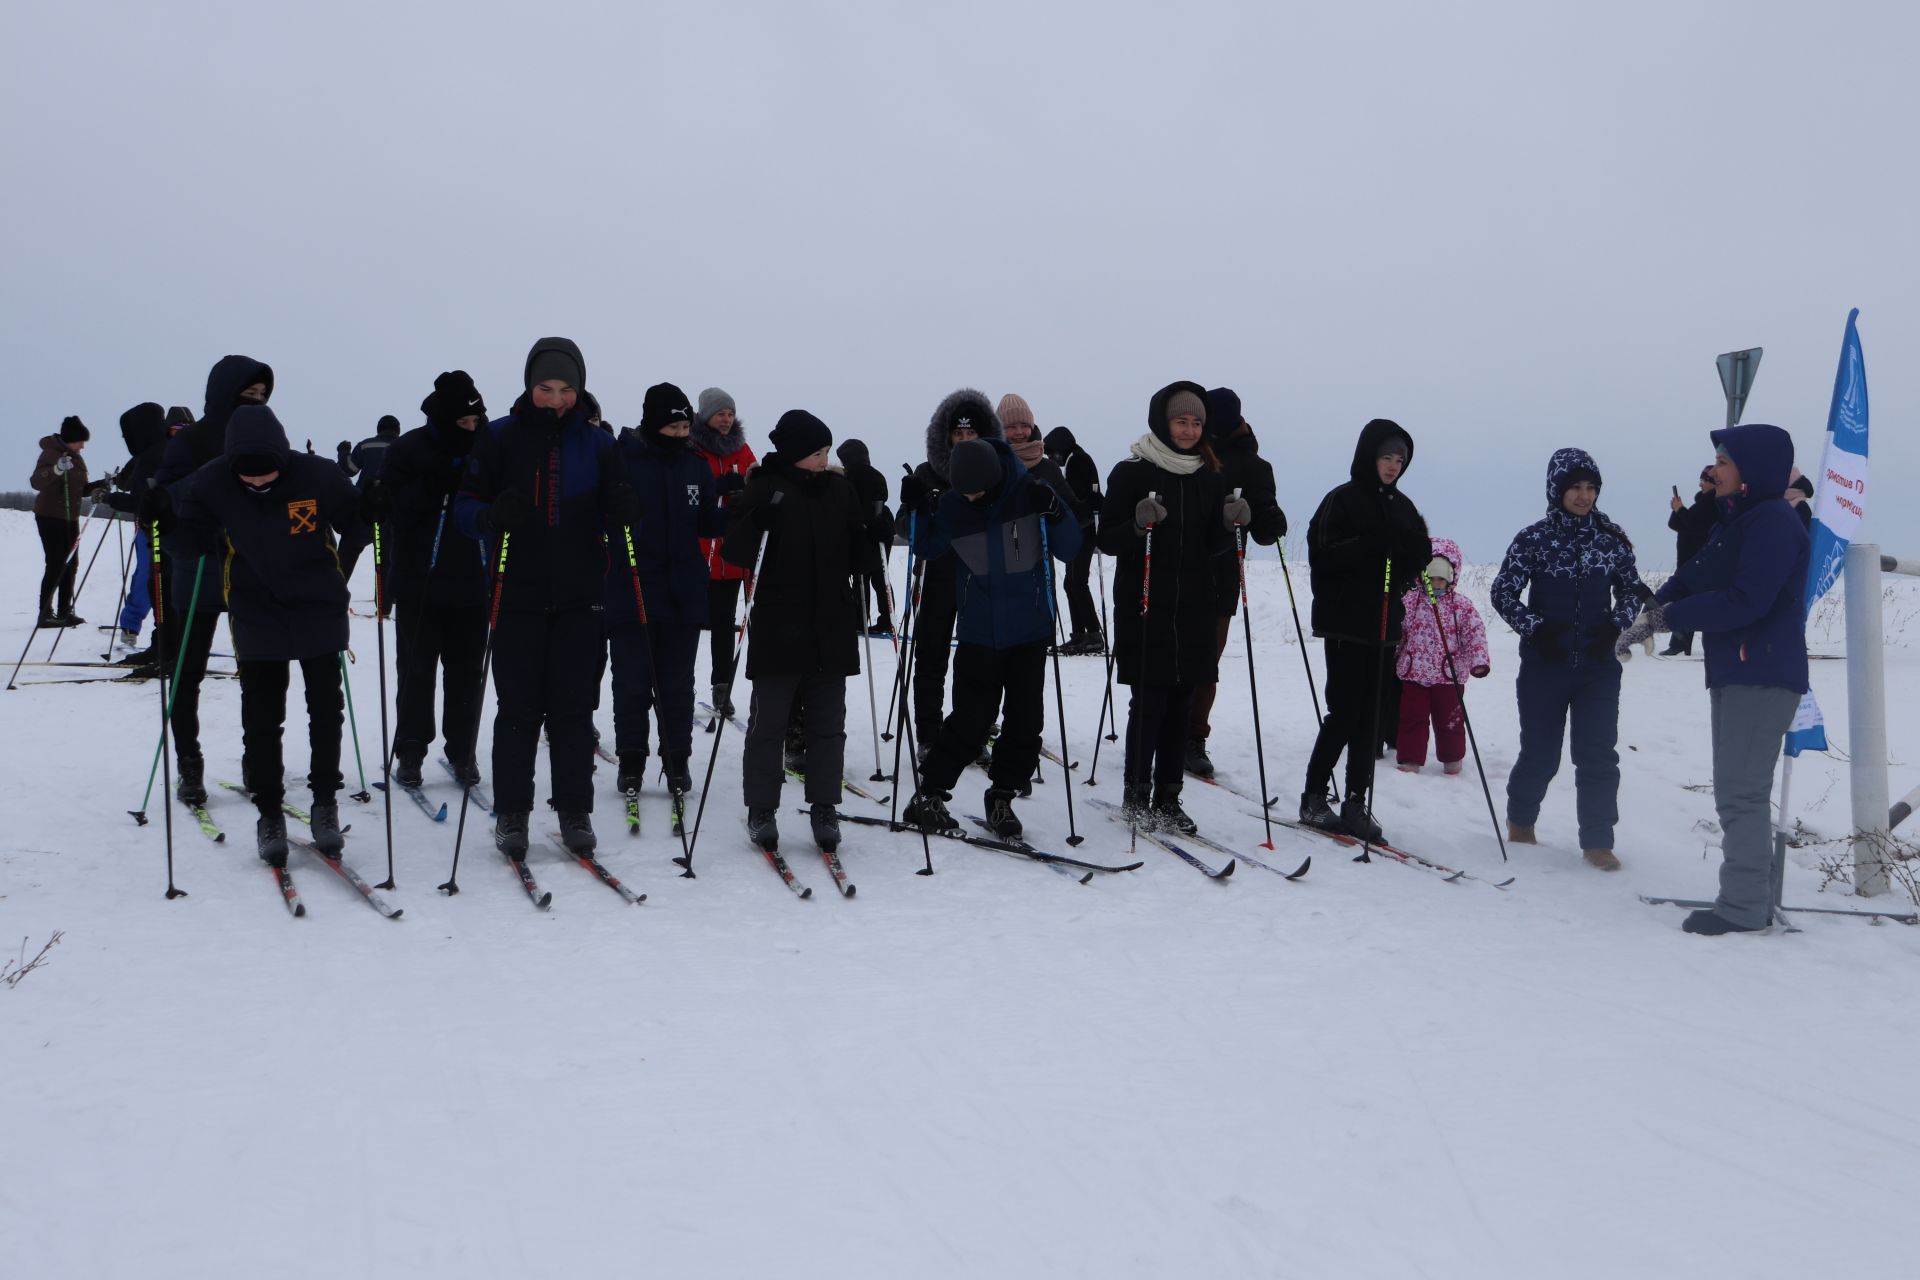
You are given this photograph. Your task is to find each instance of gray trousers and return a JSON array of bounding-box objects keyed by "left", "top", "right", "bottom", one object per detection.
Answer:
[
  {"left": 1710, "top": 685, "right": 1800, "bottom": 928},
  {"left": 743, "top": 672, "right": 846, "bottom": 809}
]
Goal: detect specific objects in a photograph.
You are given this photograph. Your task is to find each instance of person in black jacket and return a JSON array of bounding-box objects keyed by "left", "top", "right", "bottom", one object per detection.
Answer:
[
  {"left": 102, "top": 402, "right": 170, "bottom": 664},
  {"left": 1185, "top": 388, "right": 1287, "bottom": 779},
  {"left": 159, "top": 405, "right": 362, "bottom": 866},
  {"left": 1300, "top": 418, "right": 1432, "bottom": 842},
  {"left": 1043, "top": 425, "right": 1105, "bottom": 654},
  {"left": 370, "top": 371, "right": 491, "bottom": 788},
  {"left": 723, "top": 411, "right": 880, "bottom": 854},
  {"left": 1663, "top": 466, "right": 1716, "bottom": 656},
  {"left": 837, "top": 438, "right": 894, "bottom": 636},
  {"left": 605, "top": 382, "right": 722, "bottom": 800},
  {"left": 146, "top": 353, "right": 276, "bottom": 808},
  {"left": 1096, "top": 381, "right": 1239, "bottom": 834},
  {"left": 897, "top": 389, "right": 1003, "bottom": 759},
  {"left": 334, "top": 415, "right": 401, "bottom": 587},
  {"left": 452, "top": 337, "right": 631, "bottom": 859}
]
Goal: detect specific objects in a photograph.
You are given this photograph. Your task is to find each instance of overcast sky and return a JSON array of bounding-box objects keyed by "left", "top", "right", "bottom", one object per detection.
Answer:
[{"left": 4, "top": 0, "right": 1915, "bottom": 566}]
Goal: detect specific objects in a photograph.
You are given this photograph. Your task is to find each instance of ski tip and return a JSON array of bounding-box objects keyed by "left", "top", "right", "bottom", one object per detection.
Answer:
[
  {"left": 1077, "top": 871, "right": 1093, "bottom": 885},
  {"left": 1493, "top": 877, "right": 1516, "bottom": 888},
  {"left": 293, "top": 903, "right": 307, "bottom": 918},
  {"left": 434, "top": 804, "right": 448, "bottom": 821},
  {"left": 800, "top": 886, "right": 814, "bottom": 899},
  {"left": 1288, "top": 857, "right": 1312, "bottom": 880},
  {"left": 537, "top": 892, "right": 553, "bottom": 909},
  {"left": 1219, "top": 860, "right": 1237, "bottom": 879},
  {"left": 1444, "top": 871, "right": 1466, "bottom": 882},
  {"left": 843, "top": 885, "right": 857, "bottom": 898},
  {"left": 389, "top": 907, "right": 405, "bottom": 919},
  {"left": 215, "top": 832, "right": 227, "bottom": 844},
  {"left": 634, "top": 894, "right": 648, "bottom": 904}
]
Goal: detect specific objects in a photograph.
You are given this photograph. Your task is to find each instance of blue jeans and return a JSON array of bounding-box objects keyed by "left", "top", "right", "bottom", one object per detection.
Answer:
[
  {"left": 1506, "top": 651, "right": 1621, "bottom": 850},
  {"left": 119, "top": 534, "right": 153, "bottom": 635}
]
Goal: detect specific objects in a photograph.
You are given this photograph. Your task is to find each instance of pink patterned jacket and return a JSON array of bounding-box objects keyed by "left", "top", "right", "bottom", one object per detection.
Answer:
[{"left": 1396, "top": 537, "right": 1491, "bottom": 687}]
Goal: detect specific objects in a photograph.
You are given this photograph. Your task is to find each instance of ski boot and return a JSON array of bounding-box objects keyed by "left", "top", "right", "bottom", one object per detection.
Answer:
[
  {"left": 1507, "top": 821, "right": 1538, "bottom": 845},
  {"left": 1121, "top": 782, "right": 1154, "bottom": 829},
  {"left": 255, "top": 810, "right": 289, "bottom": 868},
  {"left": 1681, "top": 909, "right": 1765, "bottom": 936},
  {"left": 176, "top": 752, "right": 208, "bottom": 807},
  {"left": 1299, "top": 789, "right": 1342, "bottom": 833},
  {"left": 1442, "top": 760, "right": 1463, "bottom": 776},
  {"left": 983, "top": 787, "right": 1022, "bottom": 840},
  {"left": 903, "top": 790, "right": 957, "bottom": 835},
  {"left": 1184, "top": 736, "right": 1215, "bottom": 779},
  {"left": 617, "top": 752, "right": 647, "bottom": 795},
  {"left": 558, "top": 811, "right": 597, "bottom": 856},
  {"left": 1583, "top": 847, "right": 1622, "bottom": 872},
  {"left": 810, "top": 803, "right": 841, "bottom": 852},
  {"left": 1340, "top": 795, "right": 1385, "bottom": 844},
  {"left": 494, "top": 811, "right": 531, "bottom": 861},
  {"left": 448, "top": 755, "right": 482, "bottom": 788},
  {"left": 308, "top": 797, "right": 344, "bottom": 855},
  {"left": 712, "top": 683, "right": 736, "bottom": 720},
  {"left": 663, "top": 750, "right": 693, "bottom": 797},
  {"left": 393, "top": 747, "right": 425, "bottom": 789},
  {"left": 1152, "top": 783, "right": 1198, "bottom": 836},
  {"left": 747, "top": 805, "right": 780, "bottom": 850}
]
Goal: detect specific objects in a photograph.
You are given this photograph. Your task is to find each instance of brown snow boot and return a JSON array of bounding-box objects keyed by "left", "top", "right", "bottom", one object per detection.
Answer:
[
  {"left": 1583, "top": 847, "right": 1621, "bottom": 872},
  {"left": 1507, "top": 821, "right": 1537, "bottom": 845}
]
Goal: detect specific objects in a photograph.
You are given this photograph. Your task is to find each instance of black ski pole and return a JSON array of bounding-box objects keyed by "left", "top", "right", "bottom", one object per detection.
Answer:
[
  {"left": 1232, "top": 504, "right": 1277, "bottom": 847},
  {"left": 371, "top": 519, "right": 397, "bottom": 888},
  {"left": 442, "top": 531, "right": 511, "bottom": 895},
  {"left": 1355, "top": 558, "right": 1393, "bottom": 863},
  {"left": 859, "top": 569, "right": 889, "bottom": 783},
  {"left": 884, "top": 516, "right": 926, "bottom": 826},
  {"left": 1422, "top": 573, "right": 1508, "bottom": 862},
  {"left": 1039, "top": 518, "right": 1084, "bottom": 846},
  {"left": 1097, "top": 547, "right": 1117, "bottom": 740},
  {"left": 142, "top": 522, "right": 185, "bottom": 898},
  {"left": 101, "top": 511, "right": 131, "bottom": 659},
  {"left": 619, "top": 523, "right": 690, "bottom": 867},
  {"left": 880, "top": 468, "right": 915, "bottom": 741},
  {"left": 131, "top": 555, "right": 204, "bottom": 814},
  {"left": 1279, "top": 541, "right": 1338, "bottom": 805}
]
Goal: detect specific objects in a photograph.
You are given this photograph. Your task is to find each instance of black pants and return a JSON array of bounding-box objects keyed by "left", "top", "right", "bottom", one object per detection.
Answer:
[
  {"left": 393, "top": 599, "right": 487, "bottom": 765},
  {"left": 1064, "top": 538, "right": 1099, "bottom": 639},
  {"left": 856, "top": 543, "right": 893, "bottom": 628},
  {"left": 1187, "top": 615, "right": 1236, "bottom": 739},
  {"left": 239, "top": 653, "right": 344, "bottom": 809},
  {"left": 921, "top": 641, "right": 1046, "bottom": 795},
  {"left": 911, "top": 569, "right": 958, "bottom": 742},
  {"left": 609, "top": 621, "right": 700, "bottom": 760},
  {"left": 489, "top": 607, "right": 600, "bottom": 814},
  {"left": 337, "top": 524, "right": 369, "bottom": 592},
  {"left": 707, "top": 578, "right": 743, "bottom": 688},
  {"left": 1306, "top": 637, "right": 1392, "bottom": 798},
  {"left": 162, "top": 568, "right": 223, "bottom": 759},
  {"left": 35, "top": 515, "right": 77, "bottom": 616},
  {"left": 1124, "top": 683, "right": 1196, "bottom": 789},
  {"left": 743, "top": 672, "right": 846, "bottom": 808}
]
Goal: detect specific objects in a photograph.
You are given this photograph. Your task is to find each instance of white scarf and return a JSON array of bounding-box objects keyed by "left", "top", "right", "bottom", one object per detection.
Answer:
[{"left": 1129, "top": 432, "right": 1204, "bottom": 476}]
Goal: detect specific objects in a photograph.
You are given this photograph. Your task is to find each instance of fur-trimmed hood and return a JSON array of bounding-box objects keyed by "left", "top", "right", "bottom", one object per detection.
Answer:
[
  {"left": 924, "top": 388, "right": 1002, "bottom": 481},
  {"left": 691, "top": 414, "right": 748, "bottom": 460}
]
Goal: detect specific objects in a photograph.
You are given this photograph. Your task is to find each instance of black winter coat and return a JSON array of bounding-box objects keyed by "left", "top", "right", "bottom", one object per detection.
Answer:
[
  {"left": 1306, "top": 419, "right": 1432, "bottom": 645},
  {"left": 1043, "top": 427, "right": 1103, "bottom": 526},
  {"left": 155, "top": 354, "right": 277, "bottom": 612},
  {"left": 380, "top": 422, "right": 487, "bottom": 608},
  {"left": 721, "top": 459, "right": 876, "bottom": 680},
  {"left": 602, "top": 432, "right": 723, "bottom": 633},
  {"left": 172, "top": 407, "right": 357, "bottom": 661},
  {"left": 1209, "top": 425, "right": 1288, "bottom": 616},
  {"left": 1096, "top": 427, "right": 1233, "bottom": 684},
  {"left": 1668, "top": 491, "right": 1717, "bottom": 569}
]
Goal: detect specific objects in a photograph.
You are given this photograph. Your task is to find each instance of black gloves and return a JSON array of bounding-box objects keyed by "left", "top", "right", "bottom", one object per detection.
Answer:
[
  {"left": 139, "top": 485, "right": 173, "bottom": 533},
  {"left": 749, "top": 489, "right": 785, "bottom": 532},
  {"left": 1530, "top": 621, "right": 1570, "bottom": 661},
  {"left": 359, "top": 483, "right": 389, "bottom": 523},
  {"left": 483, "top": 488, "right": 534, "bottom": 535},
  {"left": 1028, "top": 484, "right": 1061, "bottom": 519},
  {"left": 603, "top": 482, "right": 642, "bottom": 528},
  {"left": 714, "top": 472, "right": 746, "bottom": 498},
  {"left": 899, "top": 471, "right": 935, "bottom": 517}
]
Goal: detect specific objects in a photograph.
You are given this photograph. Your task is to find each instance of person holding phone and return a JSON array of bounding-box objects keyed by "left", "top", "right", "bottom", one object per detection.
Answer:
[{"left": 1665, "top": 467, "right": 1717, "bottom": 656}]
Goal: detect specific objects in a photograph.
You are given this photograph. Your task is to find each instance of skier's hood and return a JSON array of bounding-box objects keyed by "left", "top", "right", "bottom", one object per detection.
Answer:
[
  {"left": 1710, "top": 423, "right": 1794, "bottom": 502},
  {"left": 1430, "top": 535, "right": 1464, "bottom": 575},
  {"left": 203, "top": 355, "right": 274, "bottom": 431},
  {"left": 119, "top": 402, "right": 167, "bottom": 455},
  {"left": 1147, "top": 380, "right": 1211, "bottom": 453},
  {"left": 690, "top": 413, "right": 747, "bottom": 460},
  {"left": 1545, "top": 446, "right": 1603, "bottom": 511},
  {"left": 1043, "top": 425, "right": 1077, "bottom": 458},
  {"left": 224, "top": 405, "right": 291, "bottom": 468},
  {"left": 925, "top": 388, "right": 1001, "bottom": 480},
  {"left": 1348, "top": 417, "right": 1413, "bottom": 485},
  {"left": 836, "top": 438, "right": 872, "bottom": 471},
  {"left": 522, "top": 336, "right": 586, "bottom": 392}
]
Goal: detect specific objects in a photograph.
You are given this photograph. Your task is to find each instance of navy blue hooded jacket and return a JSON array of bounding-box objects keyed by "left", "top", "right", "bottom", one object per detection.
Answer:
[
  {"left": 171, "top": 406, "right": 357, "bottom": 661},
  {"left": 155, "top": 354, "right": 276, "bottom": 611},
  {"left": 380, "top": 419, "right": 488, "bottom": 608},
  {"left": 603, "top": 429, "right": 724, "bottom": 633},
  {"left": 1491, "top": 447, "right": 1648, "bottom": 666},
  {"left": 1655, "top": 424, "right": 1809, "bottom": 693},
  {"left": 913, "top": 438, "right": 1081, "bottom": 650}
]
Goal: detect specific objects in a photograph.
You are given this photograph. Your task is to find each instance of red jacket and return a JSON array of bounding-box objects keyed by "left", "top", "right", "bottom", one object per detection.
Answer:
[{"left": 695, "top": 440, "right": 756, "bottom": 582}]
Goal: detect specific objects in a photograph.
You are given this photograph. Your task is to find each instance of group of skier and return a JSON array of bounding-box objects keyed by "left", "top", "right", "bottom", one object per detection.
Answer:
[{"left": 32, "top": 341, "right": 1812, "bottom": 936}]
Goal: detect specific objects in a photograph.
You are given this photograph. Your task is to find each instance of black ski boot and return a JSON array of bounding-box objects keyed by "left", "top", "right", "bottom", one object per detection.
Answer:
[
  {"left": 1184, "top": 736, "right": 1215, "bottom": 779},
  {"left": 810, "top": 802, "right": 841, "bottom": 851},
  {"left": 663, "top": 750, "right": 693, "bottom": 797},
  {"left": 984, "top": 787, "right": 1022, "bottom": 840},
  {"left": 393, "top": 748, "right": 424, "bottom": 789},
  {"left": 558, "top": 811, "right": 596, "bottom": 855},
  {"left": 1121, "top": 782, "right": 1154, "bottom": 829},
  {"left": 256, "top": 810, "right": 289, "bottom": 867},
  {"left": 308, "top": 797, "right": 344, "bottom": 855},
  {"left": 448, "top": 755, "right": 482, "bottom": 788},
  {"left": 1152, "top": 783, "right": 1198, "bottom": 836},
  {"left": 494, "top": 811, "right": 530, "bottom": 861},
  {"left": 617, "top": 752, "right": 647, "bottom": 794},
  {"left": 747, "top": 806, "right": 780, "bottom": 850},
  {"left": 176, "top": 752, "right": 208, "bottom": 807},
  {"left": 1299, "top": 789, "right": 1342, "bottom": 832},
  {"left": 1340, "top": 795, "right": 1385, "bottom": 844},
  {"left": 903, "top": 790, "right": 957, "bottom": 834},
  {"left": 712, "top": 683, "right": 736, "bottom": 720}
]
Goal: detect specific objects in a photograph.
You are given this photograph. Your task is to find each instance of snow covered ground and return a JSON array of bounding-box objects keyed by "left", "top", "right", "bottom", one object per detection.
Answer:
[{"left": 3, "top": 508, "right": 1917, "bottom": 1279}]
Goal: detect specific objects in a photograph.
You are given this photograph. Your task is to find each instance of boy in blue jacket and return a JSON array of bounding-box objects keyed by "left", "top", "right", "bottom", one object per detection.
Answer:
[
  {"left": 1620, "top": 422, "right": 1810, "bottom": 934},
  {"left": 901, "top": 438, "right": 1080, "bottom": 839}
]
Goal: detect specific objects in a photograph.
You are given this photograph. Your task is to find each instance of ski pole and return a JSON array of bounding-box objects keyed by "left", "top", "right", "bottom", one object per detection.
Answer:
[
  {"left": 1039, "top": 518, "right": 1084, "bottom": 846},
  {"left": 1140, "top": 491, "right": 1157, "bottom": 616},
  {"left": 101, "top": 513, "right": 130, "bottom": 659},
  {"left": 1355, "top": 557, "right": 1393, "bottom": 862},
  {"left": 1423, "top": 573, "right": 1507, "bottom": 863},
  {"left": 141, "top": 523, "right": 186, "bottom": 898},
  {"left": 442, "top": 531, "right": 511, "bottom": 895},
  {"left": 381, "top": 494, "right": 453, "bottom": 774},
  {"left": 132, "top": 555, "right": 204, "bottom": 814},
  {"left": 620, "top": 522, "right": 691, "bottom": 867},
  {"left": 683, "top": 495, "right": 779, "bottom": 877},
  {"left": 881, "top": 479, "right": 916, "bottom": 740},
  {"left": 1278, "top": 541, "right": 1337, "bottom": 806},
  {"left": 46, "top": 505, "right": 112, "bottom": 665},
  {"left": 1228, "top": 492, "right": 1278, "bottom": 845},
  {"left": 887, "top": 585, "right": 936, "bottom": 876},
  {"left": 859, "top": 564, "right": 888, "bottom": 783},
  {"left": 337, "top": 650, "right": 373, "bottom": 803},
  {"left": 371, "top": 519, "right": 397, "bottom": 888},
  {"left": 885, "top": 514, "right": 924, "bottom": 822}
]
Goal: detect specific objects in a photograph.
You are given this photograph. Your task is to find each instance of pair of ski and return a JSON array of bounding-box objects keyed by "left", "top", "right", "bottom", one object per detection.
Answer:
[
  {"left": 748, "top": 828, "right": 854, "bottom": 901},
  {"left": 699, "top": 701, "right": 891, "bottom": 807},
  {"left": 1084, "top": 797, "right": 1252, "bottom": 881},
  {"left": 505, "top": 832, "right": 649, "bottom": 910},
  {"left": 268, "top": 839, "right": 405, "bottom": 919},
  {"left": 622, "top": 787, "right": 686, "bottom": 838},
  {"left": 829, "top": 808, "right": 1142, "bottom": 883},
  {"left": 377, "top": 758, "right": 491, "bottom": 824}
]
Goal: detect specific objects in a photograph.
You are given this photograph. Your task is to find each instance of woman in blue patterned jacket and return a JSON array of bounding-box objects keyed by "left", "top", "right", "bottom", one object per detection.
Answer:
[{"left": 1490, "top": 448, "right": 1649, "bottom": 872}]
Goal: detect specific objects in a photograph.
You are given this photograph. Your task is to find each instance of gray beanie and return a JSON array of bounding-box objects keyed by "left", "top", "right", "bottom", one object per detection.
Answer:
[
  {"left": 1375, "top": 432, "right": 1412, "bottom": 460},
  {"left": 948, "top": 439, "right": 1003, "bottom": 496},
  {"left": 696, "top": 387, "right": 736, "bottom": 427},
  {"left": 1165, "top": 388, "right": 1208, "bottom": 427}
]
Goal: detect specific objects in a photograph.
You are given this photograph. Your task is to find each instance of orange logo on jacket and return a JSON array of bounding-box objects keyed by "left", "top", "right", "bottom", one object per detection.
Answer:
[{"left": 288, "top": 499, "right": 318, "bottom": 534}]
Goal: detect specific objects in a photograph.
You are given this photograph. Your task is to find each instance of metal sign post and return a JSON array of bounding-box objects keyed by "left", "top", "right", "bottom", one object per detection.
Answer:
[{"left": 1716, "top": 347, "right": 1763, "bottom": 427}]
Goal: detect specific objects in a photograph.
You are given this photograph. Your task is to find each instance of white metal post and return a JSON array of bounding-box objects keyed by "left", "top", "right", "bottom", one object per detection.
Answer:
[{"left": 1844, "top": 542, "right": 1891, "bottom": 896}]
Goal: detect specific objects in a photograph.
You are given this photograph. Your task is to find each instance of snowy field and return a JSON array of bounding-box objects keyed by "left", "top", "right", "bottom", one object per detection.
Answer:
[{"left": 3, "top": 507, "right": 1917, "bottom": 1280}]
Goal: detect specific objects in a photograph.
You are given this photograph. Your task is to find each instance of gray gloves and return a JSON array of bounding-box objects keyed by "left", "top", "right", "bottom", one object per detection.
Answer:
[
  {"left": 1614, "top": 603, "right": 1671, "bottom": 660},
  {"left": 1134, "top": 494, "right": 1167, "bottom": 534},
  {"left": 1223, "top": 496, "right": 1252, "bottom": 528}
]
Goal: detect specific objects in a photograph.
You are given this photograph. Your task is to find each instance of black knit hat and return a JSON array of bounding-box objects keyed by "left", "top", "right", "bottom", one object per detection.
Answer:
[
  {"left": 421, "top": 370, "right": 487, "bottom": 428},
  {"left": 59, "top": 415, "right": 89, "bottom": 443},
  {"left": 524, "top": 336, "right": 585, "bottom": 391},
  {"left": 770, "top": 409, "right": 833, "bottom": 462},
  {"left": 640, "top": 382, "right": 695, "bottom": 437}
]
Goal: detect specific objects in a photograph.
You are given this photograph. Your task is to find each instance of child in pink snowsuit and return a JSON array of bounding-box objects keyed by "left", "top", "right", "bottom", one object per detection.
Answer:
[{"left": 1395, "top": 537, "right": 1490, "bottom": 772}]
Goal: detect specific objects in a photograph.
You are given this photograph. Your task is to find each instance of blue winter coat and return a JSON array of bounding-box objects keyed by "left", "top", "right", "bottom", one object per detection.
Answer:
[
  {"left": 1655, "top": 424, "right": 1809, "bottom": 693},
  {"left": 914, "top": 439, "right": 1080, "bottom": 650},
  {"left": 602, "top": 431, "right": 723, "bottom": 633},
  {"left": 1491, "top": 447, "right": 1648, "bottom": 667},
  {"left": 453, "top": 396, "right": 619, "bottom": 614}
]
